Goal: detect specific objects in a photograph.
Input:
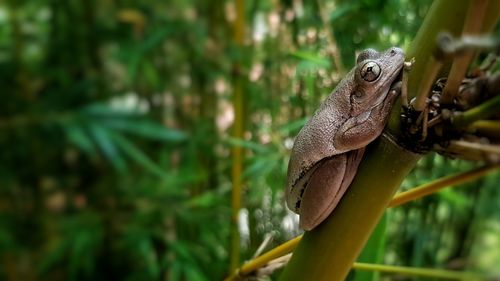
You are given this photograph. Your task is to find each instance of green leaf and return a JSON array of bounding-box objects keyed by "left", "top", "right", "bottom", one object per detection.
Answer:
[
  {"left": 170, "top": 241, "right": 194, "bottom": 262},
  {"left": 81, "top": 103, "right": 141, "bottom": 117},
  {"left": 278, "top": 117, "right": 308, "bottom": 134},
  {"left": 304, "top": 74, "right": 315, "bottom": 98},
  {"left": 170, "top": 262, "right": 183, "bottom": 281},
  {"left": 330, "top": 3, "right": 359, "bottom": 23},
  {"left": 89, "top": 123, "right": 127, "bottom": 172},
  {"left": 225, "top": 137, "right": 269, "bottom": 153},
  {"left": 290, "top": 51, "right": 330, "bottom": 68},
  {"left": 129, "top": 28, "right": 172, "bottom": 79},
  {"left": 438, "top": 189, "right": 471, "bottom": 208},
  {"left": 142, "top": 60, "right": 160, "bottom": 89},
  {"left": 38, "top": 240, "right": 67, "bottom": 275},
  {"left": 184, "top": 266, "right": 209, "bottom": 281},
  {"left": 139, "top": 239, "right": 160, "bottom": 279},
  {"left": 109, "top": 131, "right": 167, "bottom": 178},
  {"left": 244, "top": 156, "right": 279, "bottom": 179},
  {"left": 102, "top": 119, "right": 187, "bottom": 142},
  {"left": 185, "top": 191, "right": 219, "bottom": 208},
  {"left": 64, "top": 124, "right": 96, "bottom": 154}
]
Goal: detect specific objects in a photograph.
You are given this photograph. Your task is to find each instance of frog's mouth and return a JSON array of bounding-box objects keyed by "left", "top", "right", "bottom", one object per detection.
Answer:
[{"left": 383, "top": 67, "right": 404, "bottom": 103}]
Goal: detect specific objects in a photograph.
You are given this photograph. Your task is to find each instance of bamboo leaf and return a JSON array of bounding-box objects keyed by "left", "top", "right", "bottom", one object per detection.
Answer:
[
  {"left": 103, "top": 118, "right": 187, "bottom": 142},
  {"left": 184, "top": 267, "right": 209, "bottom": 281},
  {"left": 290, "top": 51, "right": 331, "bottom": 68},
  {"left": 279, "top": 117, "right": 308, "bottom": 134},
  {"left": 186, "top": 191, "right": 219, "bottom": 208},
  {"left": 88, "top": 123, "right": 127, "bottom": 172},
  {"left": 139, "top": 239, "right": 160, "bottom": 279},
  {"left": 243, "top": 156, "right": 279, "bottom": 179},
  {"left": 109, "top": 131, "right": 167, "bottom": 178},
  {"left": 225, "top": 137, "right": 269, "bottom": 153},
  {"left": 80, "top": 103, "right": 142, "bottom": 117},
  {"left": 329, "top": 3, "right": 359, "bottom": 23},
  {"left": 64, "top": 124, "right": 96, "bottom": 154}
]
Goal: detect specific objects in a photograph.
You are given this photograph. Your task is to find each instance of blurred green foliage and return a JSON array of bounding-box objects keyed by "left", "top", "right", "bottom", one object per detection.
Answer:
[{"left": 0, "top": 0, "right": 498, "bottom": 280}]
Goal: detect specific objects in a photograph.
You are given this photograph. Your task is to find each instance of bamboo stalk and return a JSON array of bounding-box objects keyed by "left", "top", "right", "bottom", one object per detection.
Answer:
[
  {"left": 229, "top": 0, "right": 247, "bottom": 272},
  {"left": 278, "top": 136, "right": 421, "bottom": 281}
]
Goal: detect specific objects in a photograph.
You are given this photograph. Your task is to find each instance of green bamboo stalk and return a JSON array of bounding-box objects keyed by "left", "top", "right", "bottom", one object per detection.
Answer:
[
  {"left": 229, "top": 0, "right": 246, "bottom": 273},
  {"left": 278, "top": 135, "right": 421, "bottom": 281}
]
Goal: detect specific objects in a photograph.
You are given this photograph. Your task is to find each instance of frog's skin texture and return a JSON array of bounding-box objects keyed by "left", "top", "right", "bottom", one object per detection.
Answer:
[{"left": 285, "top": 47, "right": 405, "bottom": 231}]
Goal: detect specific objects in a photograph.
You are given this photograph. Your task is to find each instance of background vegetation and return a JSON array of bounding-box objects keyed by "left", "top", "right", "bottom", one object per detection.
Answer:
[{"left": 0, "top": 0, "right": 498, "bottom": 280}]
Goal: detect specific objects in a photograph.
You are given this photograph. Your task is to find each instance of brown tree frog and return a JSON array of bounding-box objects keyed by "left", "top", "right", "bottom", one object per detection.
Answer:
[{"left": 286, "top": 47, "right": 405, "bottom": 230}]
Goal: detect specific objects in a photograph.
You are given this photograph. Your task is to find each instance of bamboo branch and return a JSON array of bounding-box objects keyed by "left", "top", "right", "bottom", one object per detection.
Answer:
[
  {"left": 353, "top": 262, "right": 486, "bottom": 281},
  {"left": 388, "top": 165, "right": 500, "bottom": 207},
  {"left": 470, "top": 120, "right": 500, "bottom": 138},
  {"left": 452, "top": 95, "right": 500, "bottom": 128},
  {"left": 224, "top": 236, "right": 302, "bottom": 281}
]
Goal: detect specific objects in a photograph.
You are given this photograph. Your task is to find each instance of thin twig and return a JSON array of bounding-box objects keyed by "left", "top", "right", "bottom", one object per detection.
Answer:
[
  {"left": 421, "top": 106, "right": 429, "bottom": 140},
  {"left": 401, "top": 57, "right": 415, "bottom": 108},
  {"left": 427, "top": 115, "right": 443, "bottom": 128},
  {"left": 254, "top": 253, "right": 293, "bottom": 278}
]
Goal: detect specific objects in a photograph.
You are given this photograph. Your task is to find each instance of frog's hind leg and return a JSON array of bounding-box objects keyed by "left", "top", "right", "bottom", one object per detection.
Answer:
[{"left": 299, "top": 148, "right": 365, "bottom": 230}]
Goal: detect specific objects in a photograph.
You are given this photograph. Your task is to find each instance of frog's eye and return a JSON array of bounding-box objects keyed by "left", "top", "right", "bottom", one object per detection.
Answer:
[{"left": 360, "top": 61, "right": 381, "bottom": 82}]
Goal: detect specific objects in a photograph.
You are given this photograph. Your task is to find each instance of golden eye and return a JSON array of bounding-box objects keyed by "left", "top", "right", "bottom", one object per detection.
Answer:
[{"left": 360, "top": 61, "right": 381, "bottom": 82}]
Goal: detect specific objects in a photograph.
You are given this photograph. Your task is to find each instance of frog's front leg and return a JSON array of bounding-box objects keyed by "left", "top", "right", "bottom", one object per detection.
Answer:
[{"left": 335, "top": 83, "right": 400, "bottom": 151}]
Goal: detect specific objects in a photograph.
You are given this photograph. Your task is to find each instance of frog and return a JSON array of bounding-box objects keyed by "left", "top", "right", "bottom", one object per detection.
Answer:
[{"left": 285, "top": 47, "right": 405, "bottom": 230}]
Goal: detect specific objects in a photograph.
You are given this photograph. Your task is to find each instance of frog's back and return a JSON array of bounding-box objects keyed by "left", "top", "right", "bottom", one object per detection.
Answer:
[{"left": 285, "top": 72, "right": 355, "bottom": 209}]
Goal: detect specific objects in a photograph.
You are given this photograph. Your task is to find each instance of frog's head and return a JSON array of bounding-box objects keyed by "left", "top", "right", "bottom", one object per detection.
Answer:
[{"left": 350, "top": 47, "right": 405, "bottom": 117}]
